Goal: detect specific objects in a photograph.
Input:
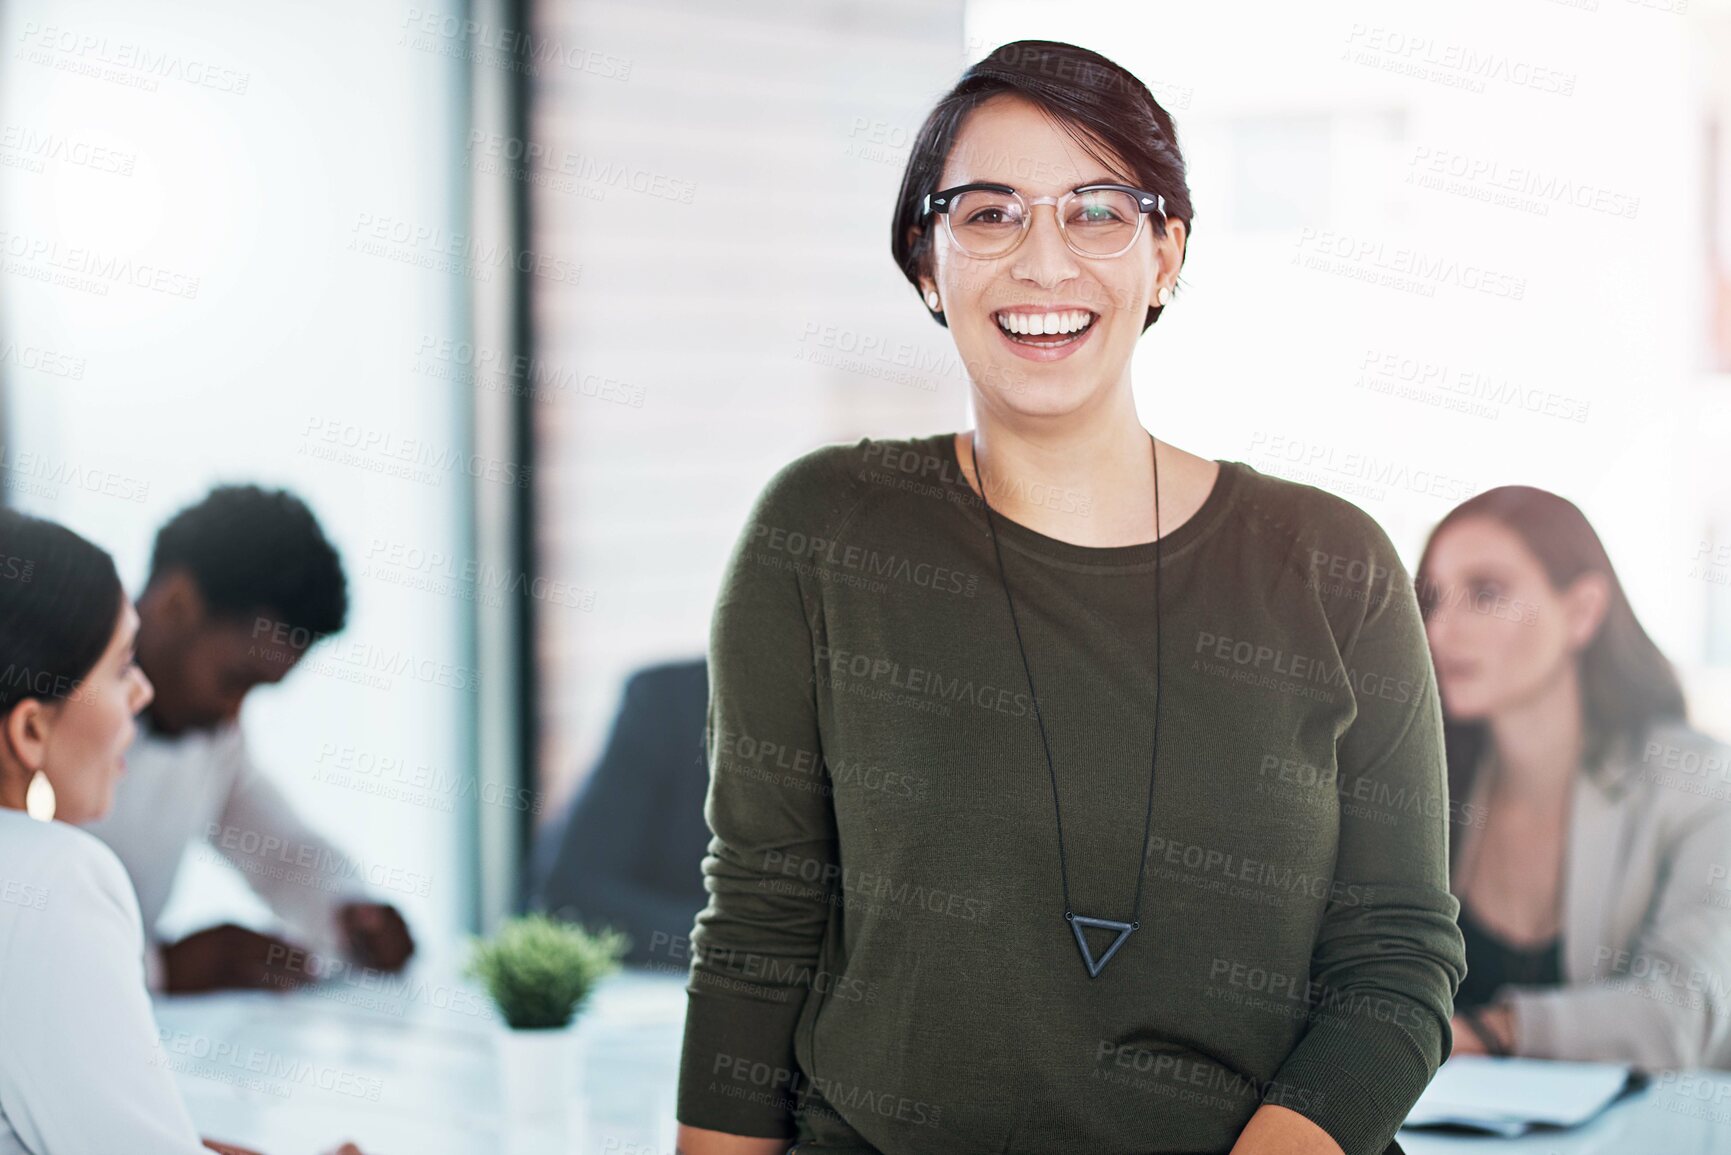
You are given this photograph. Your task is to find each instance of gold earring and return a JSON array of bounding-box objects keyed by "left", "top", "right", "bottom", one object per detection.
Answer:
[
  {"left": 25, "top": 770, "right": 55, "bottom": 822},
  {"left": 925, "top": 289, "right": 941, "bottom": 311},
  {"left": 1156, "top": 284, "right": 1172, "bottom": 307}
]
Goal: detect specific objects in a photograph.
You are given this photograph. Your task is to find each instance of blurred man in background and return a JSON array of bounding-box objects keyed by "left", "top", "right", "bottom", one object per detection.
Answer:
[{"left": 82, "top": 485, "right": 415, "bottom": 993}]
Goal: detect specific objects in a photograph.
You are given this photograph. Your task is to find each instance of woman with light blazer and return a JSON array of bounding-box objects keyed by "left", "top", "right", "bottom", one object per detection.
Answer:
[{"left": 1418, "top": 484, "right": 1731, "bottom": 1068}]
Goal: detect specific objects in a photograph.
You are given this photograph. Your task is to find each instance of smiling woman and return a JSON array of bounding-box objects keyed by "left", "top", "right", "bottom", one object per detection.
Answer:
[{"left": 674, "top": 40, "right": 1464, "bottom": 1155}]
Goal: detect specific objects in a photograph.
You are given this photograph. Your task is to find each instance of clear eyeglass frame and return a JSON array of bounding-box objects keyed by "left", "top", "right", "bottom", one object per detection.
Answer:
[{"left": 920, "top": 182, "right": 1168, "bottom": 260}]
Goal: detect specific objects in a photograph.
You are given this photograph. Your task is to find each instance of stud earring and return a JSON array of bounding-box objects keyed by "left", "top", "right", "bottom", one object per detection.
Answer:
[
  {"left": 25, "top": 770, "right": 55, "bottom": 822},
  {"left": 1156, "top": 284, "right": 1172, "bottom": 307},
  {"left": 925, "top": 289, "right": 941, "bottom": 311}
]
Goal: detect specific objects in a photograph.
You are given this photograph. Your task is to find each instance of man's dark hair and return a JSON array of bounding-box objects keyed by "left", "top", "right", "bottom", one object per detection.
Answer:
[
  {"left": 149, "top": 485, "right": 347, "bottom": 638},
  {"left": 891, "top": 40, "right": 1195, "bottom": 333}
]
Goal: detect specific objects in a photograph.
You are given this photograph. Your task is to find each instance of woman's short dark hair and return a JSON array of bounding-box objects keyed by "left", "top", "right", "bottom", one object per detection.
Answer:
[
  {"left": 891, "top": 40, "right": 1194, "bottom": 332},
  {"left": 0, "top": 508, "right": 124, "bottom": 718},
  {"left": 1415, "top": 486, "right": 1687, "bottom": 854}
]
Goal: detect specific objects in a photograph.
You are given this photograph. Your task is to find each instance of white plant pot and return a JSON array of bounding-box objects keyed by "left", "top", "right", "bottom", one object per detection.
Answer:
[{"left": 495, "top": 1022, "right": 577, "bottom": 1124}]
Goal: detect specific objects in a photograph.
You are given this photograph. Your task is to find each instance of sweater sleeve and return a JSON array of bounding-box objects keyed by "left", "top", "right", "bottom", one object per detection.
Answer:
[
  {"left": 0, "top": 832, "right": 209, "bottom": 1153},
  {"left": 676, "top": 454, "right": 841, "bottom": 1138},
  {"left": 1265, "top": 518, "right": 1467, "bottom": 1155}
]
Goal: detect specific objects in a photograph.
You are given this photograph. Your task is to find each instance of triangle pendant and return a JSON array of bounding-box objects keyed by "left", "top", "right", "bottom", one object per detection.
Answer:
[{"left": 1069, "top": 914, "right": 1136, "bottom": 978}]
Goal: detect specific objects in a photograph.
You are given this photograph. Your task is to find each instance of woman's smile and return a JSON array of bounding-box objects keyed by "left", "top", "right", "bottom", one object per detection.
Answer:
[{"left": 991, "top": 304, "right": 1102, "bottom": 361}]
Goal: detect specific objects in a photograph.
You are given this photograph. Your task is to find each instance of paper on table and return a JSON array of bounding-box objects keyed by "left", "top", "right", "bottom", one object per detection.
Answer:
[{"left": 1401, "top": 1056, "right": 1635, "bottom": 1135}]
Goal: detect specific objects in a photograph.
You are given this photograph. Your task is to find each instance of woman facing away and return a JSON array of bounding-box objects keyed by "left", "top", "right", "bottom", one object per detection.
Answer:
[
  {"left": 0, "top": 508, "right": 363, "bottom": 1155},
  {"left": 673, "top": 41, "right": 1464, "bottom": 1155},
  {"left": 1419, "top": 485, "right": 1731, "bottom": 1067}
]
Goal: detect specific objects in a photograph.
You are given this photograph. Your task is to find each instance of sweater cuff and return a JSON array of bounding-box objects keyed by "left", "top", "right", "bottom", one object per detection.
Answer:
[
  {"left": 676, "top": 980, "right": 809, "bottom": 1138},
  {"left": 1266, "top": 1008, "right": 1442, "bottom": 1155}
]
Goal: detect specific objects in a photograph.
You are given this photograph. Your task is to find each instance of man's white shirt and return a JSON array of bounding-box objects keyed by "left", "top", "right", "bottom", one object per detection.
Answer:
[{"left": 81, "top": 717, "right": 368, "bottom": 989}]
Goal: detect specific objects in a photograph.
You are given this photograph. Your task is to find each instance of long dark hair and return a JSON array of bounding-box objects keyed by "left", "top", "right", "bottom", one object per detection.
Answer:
[
  {"left": 1415, "top": 486, "right": 1686, "bottom": 840},
  {"left": 891, "top": 40, "right": 1194, "bottom": 332},
  {"left": 0, "top": 508, "right": 124, "bottom": 718}
]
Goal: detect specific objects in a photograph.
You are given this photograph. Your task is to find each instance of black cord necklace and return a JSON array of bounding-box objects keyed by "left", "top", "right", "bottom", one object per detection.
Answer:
[{"left": 968, "top": 430, "right": 1163, "bottom": 979}]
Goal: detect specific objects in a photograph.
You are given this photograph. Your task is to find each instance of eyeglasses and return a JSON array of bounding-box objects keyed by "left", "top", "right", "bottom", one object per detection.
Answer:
[{"left": 921, "top": 182, "right": 1166, "bottom": 260}]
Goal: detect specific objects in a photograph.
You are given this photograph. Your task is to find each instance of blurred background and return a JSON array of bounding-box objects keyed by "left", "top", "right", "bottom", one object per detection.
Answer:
[{"left": 3, "top": 0, "right": 1730, "bottom": 955}]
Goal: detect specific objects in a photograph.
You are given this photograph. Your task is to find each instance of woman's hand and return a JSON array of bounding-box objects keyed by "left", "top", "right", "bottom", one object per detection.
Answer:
[
  {"left": 673, "top": 1122, "right": 791, "bottom": 1154},
  {"left": 1227, "top": 1104, "right": 1345, "bottom": 1155},
  {"left": 1450, "top": 1013, "right": 1489, "bottom": 1056},
  {"left": 1449, "top": 1005, "right": 1514, "bottom": 1059}
]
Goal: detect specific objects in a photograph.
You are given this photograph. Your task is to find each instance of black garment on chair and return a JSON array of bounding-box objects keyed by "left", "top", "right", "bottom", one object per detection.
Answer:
[{"left": 531, "top": 658, "right": 712, "bottom": 968}]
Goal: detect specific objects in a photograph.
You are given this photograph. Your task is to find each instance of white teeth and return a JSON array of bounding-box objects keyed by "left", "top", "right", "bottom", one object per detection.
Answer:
[{"left": 995, "top": 310, "right": 1095, "bottom": 336}]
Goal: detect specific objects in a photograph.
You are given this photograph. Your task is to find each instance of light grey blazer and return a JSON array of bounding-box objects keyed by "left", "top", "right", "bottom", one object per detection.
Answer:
[{"left": 1454, "top": 718, "right": 1731, "bottom": 1070}]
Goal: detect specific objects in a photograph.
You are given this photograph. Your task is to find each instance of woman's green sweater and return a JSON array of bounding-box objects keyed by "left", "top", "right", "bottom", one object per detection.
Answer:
[{"left": 677, "top": 433, "right": 1466, "bottom": 1155}]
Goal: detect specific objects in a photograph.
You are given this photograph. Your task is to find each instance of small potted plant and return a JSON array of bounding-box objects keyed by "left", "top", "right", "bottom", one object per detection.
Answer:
[{"left": 465, "top": 914, "right": 629, "bottom": 1121}]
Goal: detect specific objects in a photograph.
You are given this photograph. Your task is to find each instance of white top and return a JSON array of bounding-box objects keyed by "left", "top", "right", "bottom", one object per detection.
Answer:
[
  {"left": 0, "top": 808, "right": 208, "bottom": 1154},
  {"left": 81, "top": 718, "right": 368, "bottom": 990}
]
